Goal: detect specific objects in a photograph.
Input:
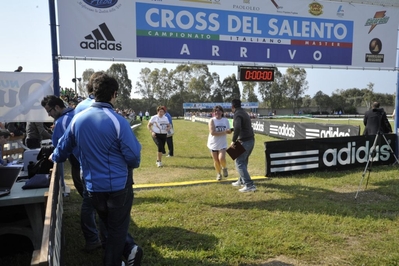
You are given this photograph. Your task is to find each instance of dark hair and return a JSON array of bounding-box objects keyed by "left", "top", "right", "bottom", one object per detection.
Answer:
[
  {"left": 213, "top": 105, "right": 224, "bottom": 117},
  {"left": 0, "top": 128, "right": 11, "bottom": 138},
  {"left": 86, "top": 71, "right": 105, "bottom": 94},
  {"left": 157, "top": 106, "right": 166, "bottom": 112},
  {"left": 372, "top": 102, "right": 380, "bottom": 109},
  {"left": 93, "top": 73, "right": 119, "bottom": 102},
  {"left": 41, "top": 95, "right": 65, "bottom": 109},
  {"left": 232, "top": 99, "right": 241, "bottom": 108}
]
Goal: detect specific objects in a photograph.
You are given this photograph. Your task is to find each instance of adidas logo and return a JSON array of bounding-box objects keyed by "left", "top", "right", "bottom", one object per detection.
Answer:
[{"left": 80, "top": 23, "right": 122, "bottom": 51}]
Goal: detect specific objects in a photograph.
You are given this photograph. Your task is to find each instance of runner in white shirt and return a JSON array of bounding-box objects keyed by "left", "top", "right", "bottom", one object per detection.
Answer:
[
  {"left": 147, "top": 106, "right": 170, "bottom": 167},
  {"left": 207, "top": 106, "right": 232, "bottom": 180}
]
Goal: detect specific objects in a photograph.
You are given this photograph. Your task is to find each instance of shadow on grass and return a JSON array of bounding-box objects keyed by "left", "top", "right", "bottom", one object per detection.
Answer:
[
  {"left": 62, "top": 191, "right": 226, "bottom": 266},
  {"left": 211, "top": 179, "right": 399, "bottom": 220},
  {"left": 266, "top": 165, "right": 399, "bottom": 180}
]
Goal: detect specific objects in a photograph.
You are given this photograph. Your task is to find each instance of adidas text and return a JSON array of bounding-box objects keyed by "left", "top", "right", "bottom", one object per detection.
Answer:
[
  {"left": 252, "top": 121, "right": 264, "bottom": 132},
  {"left": 323, "top": 141, "right": 391, "bottom": 167},
  {"left": 80, "top": 40, "right": 122, "bottom": 51},
  {"left": 270, "top": 124, "right": 295, "bottom": 138},
  {"left": 320, "top": 127, "right": 350, "bottom": 138}
]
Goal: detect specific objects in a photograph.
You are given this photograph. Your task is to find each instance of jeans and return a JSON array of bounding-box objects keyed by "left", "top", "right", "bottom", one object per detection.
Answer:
[
  {"left": 89, "top": 186, "right": 136, "bottom": 266},
  {"left": 235, "top": 139, "right": 255, "bottom": 187},
  {"left": 81, "top": 189, "right": 103, "bottom": 245}
]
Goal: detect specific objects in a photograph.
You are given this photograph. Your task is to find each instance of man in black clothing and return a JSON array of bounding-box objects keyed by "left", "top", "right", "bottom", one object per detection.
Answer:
[
  {"left": 363, "top": 102, "right": 392, "bottom": 135},
  {"left": 230, "top": 99, "right": 256, "bottom": 192}
]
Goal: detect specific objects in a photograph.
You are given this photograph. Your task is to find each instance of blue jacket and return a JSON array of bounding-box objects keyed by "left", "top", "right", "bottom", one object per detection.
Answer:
[
  {"left": 52, "top": 102, "right": 141, "bottom": 192},
  {"left": 165, "top": 112, "right": 173, "bottom": 126},
  {"left": 74, "top": 95, "right": 94, "bottom": 114},
  {"left": 52, "top": 107, "right": 75, "bottom": 147}
]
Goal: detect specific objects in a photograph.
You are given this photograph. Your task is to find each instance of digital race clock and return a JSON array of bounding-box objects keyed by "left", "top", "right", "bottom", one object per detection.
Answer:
[{"left": 238, "top": 66, "right": 275, "bottom": 82}]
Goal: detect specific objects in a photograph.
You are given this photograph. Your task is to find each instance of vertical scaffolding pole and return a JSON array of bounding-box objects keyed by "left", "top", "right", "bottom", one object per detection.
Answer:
[{"left": 48, "top": 0, "right": 60, "bottom": 96}]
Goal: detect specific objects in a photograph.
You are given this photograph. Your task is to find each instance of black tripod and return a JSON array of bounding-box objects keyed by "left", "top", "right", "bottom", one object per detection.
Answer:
[{"left": 355, "top": 131, "right": 399, "bottom": 199}]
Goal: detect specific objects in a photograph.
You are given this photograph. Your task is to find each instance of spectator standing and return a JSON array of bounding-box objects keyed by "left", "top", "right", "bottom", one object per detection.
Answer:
[
  {"left": 207, "top": 106, "right": 232, "bottom": 180},
  {"left": 51, "top": 73, "right": 143, "bottom": 266},
  {"left": 71, "top": 71, "right": 105, "bottom": 252},
  {"left": 147, "top": 106, "right": 170, "bottom": 167},
  {"left": 230, "top": 99, "right": 256, "bottom": 192},
  {"left": 145, "top": 110, "right": 150, "bottom": 120},
  {"left": 41, "top": 95, "right": 79, "bottom": 192},
  {"left": 139, "top": 111, "right": 143, "bottom": 121},
  {"left": 25, "top": 122, "right": 52, "bottom": 149},
  {"left": 164, "top": 107, "right": 174, "bottom": 157},
  {"left": 363, "top": 101, "right": 392, "bottom": 135},
  {"left": 0, "top": 129, "right": 13, "bottom": 166}
]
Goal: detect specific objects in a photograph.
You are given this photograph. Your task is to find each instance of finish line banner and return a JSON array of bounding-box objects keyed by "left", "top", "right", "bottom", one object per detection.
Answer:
[
  {"left": 252, "top": 119, "right": 360, "bottom": 139},
  {"left": 57, "top": 0, "right": 399, "bottom": 69},
  {"left": 265, "top": 134, "right": 397, "bottom": 176}
]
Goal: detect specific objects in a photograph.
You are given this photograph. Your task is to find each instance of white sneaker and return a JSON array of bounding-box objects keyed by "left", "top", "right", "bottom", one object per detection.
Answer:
[
  {"left": 239, "top": 185, "right": 256, "bottom": 193},
  {"left": 216, "top": 174, "right": 222, "bottom": 181},
  {"left": 156, "top": 161, "right": 162, "bottom": 167},
  {"left": 232, "top": 180, "right": 243, "bottom": 187}
]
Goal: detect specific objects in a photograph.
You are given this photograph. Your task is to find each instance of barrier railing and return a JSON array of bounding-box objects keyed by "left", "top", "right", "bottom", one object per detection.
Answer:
[{"left": 31, "top": 164, "right": 63, "bottom": 266}]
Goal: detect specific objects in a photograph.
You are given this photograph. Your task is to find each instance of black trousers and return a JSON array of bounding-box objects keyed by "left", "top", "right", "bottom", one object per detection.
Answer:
[
  {"left": 166, "top": 136, "right": 174, "bottom": 156},
  {"left": 68, "top": 154, "right": 84, "bottom": 197},
  {"left": 26, "top": 138, "right": 41, "bottom": 149}
]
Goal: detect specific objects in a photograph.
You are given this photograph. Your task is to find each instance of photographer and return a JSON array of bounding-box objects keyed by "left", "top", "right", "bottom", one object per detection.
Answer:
[{"left": 363, "top": 102, "right": 392, "bottom": 135}]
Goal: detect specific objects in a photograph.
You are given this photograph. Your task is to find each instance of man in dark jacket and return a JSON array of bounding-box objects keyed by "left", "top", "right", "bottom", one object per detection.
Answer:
[
  {"left": 363, "top": 102, "right": 392, "bottom": 135},
  {"left": 230, "top": 99, "right": 256, "bottom": 192}
]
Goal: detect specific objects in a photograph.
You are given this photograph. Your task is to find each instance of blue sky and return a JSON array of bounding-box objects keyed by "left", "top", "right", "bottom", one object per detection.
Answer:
[{"left": 1, "top": 0, "right": 398, "bottom": 99}]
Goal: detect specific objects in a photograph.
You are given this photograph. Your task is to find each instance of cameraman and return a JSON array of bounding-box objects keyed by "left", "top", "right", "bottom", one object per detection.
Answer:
[{"left": 363, "top": 102, "right": 392, "bottom": 135}]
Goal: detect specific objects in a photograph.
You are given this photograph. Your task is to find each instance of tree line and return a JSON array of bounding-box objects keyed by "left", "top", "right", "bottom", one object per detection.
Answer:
[{"left": 76, "top": 64, "right": 395, "bottom": 116}]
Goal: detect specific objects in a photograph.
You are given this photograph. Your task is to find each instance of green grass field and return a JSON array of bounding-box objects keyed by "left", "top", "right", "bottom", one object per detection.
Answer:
[{"left": 2, "top": 118, "right": 399, "bottom": 266}]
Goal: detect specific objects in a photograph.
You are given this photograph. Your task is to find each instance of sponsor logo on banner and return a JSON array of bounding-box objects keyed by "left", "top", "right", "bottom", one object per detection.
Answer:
[
  {"left": 80, "top": 23, "right": 122, "bottom": 51},
  {"left": 0, "top": 73, "right": 53, "bottom": 121},
  {"left": 265, "top": 134, "right": 396, "bottom": 175},
  {"left": 78, "top": 0, "right": 122, "bottom": 13},
  {"left": 252, "top": 121, "right": 264, "bottom": 132},
  {"left": 365, "top": 11, "right": 389, "bottom": 34},
  {"left": 308, "top": 2, "right": 323, "bottom": 16},
  {"left": 336, "top": 5, "right": 345, "bottom": 18},
  {"left": 269, "top": 140, "right": 391, "bottom": 173},
  {"left": 83, "top": 0, "right": 118, "bottom": 8},
  {"left": 305, "top": 127, "right": 351, "bottom": 139},
  {"left": 270, "top": 124, "right": 295, "bottom": 138},
  {"left": 323, "top": 140, "right": 390, "bottom": 166},
  {"left": 365, "top": 38, "right": 384, "bottom": 63},
  {"left": 269, "top": 150, "right": 319, "bottom": 173},
  {"left": 233, "top": 0, "right": 260, "bottom": 11}
]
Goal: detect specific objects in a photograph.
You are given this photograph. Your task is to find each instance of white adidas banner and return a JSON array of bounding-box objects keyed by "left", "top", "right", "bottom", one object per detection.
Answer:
[
  {"left": 0, "top": 72, "right": 54, "bottom": 123},
  {"left": 57, "top": 0, "right": 399, "bottom": 69}
]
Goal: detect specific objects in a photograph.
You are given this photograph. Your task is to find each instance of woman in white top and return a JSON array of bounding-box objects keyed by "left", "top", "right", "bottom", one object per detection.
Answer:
[
  {"left": 148, "top": 106, "right": 170, "bottom": 167},
  {"left": 207, "top": 106, "right": 232, "bottom": 180}
]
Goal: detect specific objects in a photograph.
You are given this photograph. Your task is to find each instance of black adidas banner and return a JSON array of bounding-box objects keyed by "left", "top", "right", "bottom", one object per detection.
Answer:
[
  {"left": 252, "top": 119, "right": 360, "bottom": 139},
  {"left": 264, "top": 134, "right": 397, "bottom": 176}
]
